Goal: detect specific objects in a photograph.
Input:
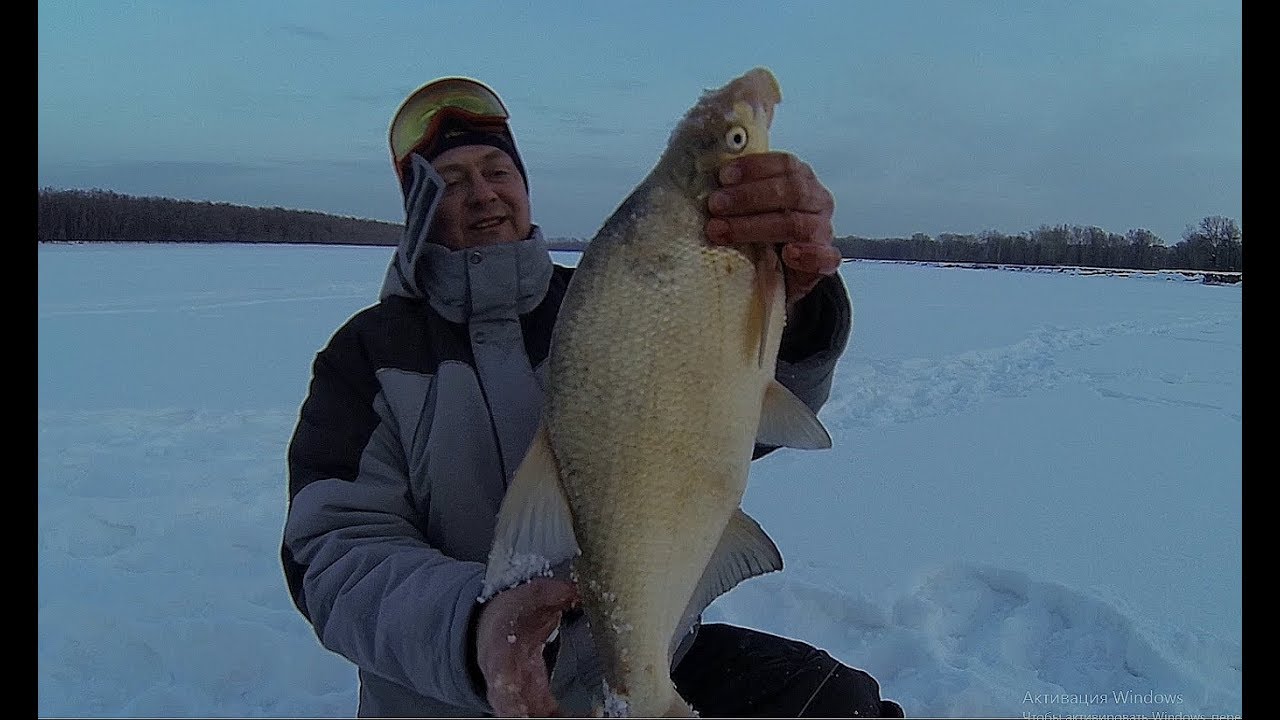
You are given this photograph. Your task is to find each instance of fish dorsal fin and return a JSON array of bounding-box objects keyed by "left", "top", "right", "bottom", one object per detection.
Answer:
[
  {"left": 481, "top": 422, "right": 581, "bottom": 601},
  {"left": 670, "top": 508, "right": 783, "bottom": 661},
  {"left": 756, "top": 379, "right": 833, "bottom": 449}
]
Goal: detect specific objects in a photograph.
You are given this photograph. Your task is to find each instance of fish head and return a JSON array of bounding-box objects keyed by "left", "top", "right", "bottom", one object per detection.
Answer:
[{"left": 659, "top": 67, "right": 782, "bottom": 198}]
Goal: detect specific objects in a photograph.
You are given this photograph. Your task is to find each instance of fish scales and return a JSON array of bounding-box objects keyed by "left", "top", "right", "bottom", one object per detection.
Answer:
[
  {"left": 483, "top": 67, "right": 832, "bottom": 718},
  {"left": 552, "top": 187, "right": 767, "bottom": 713}
]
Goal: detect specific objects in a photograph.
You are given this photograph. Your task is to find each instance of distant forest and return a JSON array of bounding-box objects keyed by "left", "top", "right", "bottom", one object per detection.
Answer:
[{"left": 38, "top": 188, "right": 1242, "bottom": 273}]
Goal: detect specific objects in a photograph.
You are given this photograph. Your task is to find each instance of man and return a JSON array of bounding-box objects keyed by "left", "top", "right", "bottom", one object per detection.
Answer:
[{"left": 282, "top": 76, "right": 903, "bottom": 718}]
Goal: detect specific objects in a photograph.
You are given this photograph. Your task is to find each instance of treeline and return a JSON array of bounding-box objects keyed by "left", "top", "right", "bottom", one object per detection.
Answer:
[
  {"left": 38, "top": 187, "right": 1241, "bottom": 273},
  {"left": 835, "top": 218, "right": 1242, "bottom": 273},
  {"left": 37, "top": 188, "right": 402, "bottom": 245},
  {"left": 38, "top": 188, "right": 608, "bottom": 251}
]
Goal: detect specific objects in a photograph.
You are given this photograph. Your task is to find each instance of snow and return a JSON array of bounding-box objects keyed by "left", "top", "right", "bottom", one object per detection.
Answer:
[
  {"left": 37, "top": 243, "right": 1241, "bottom": 718},
  {"left": 479, "top": 550, "right": 554, "bottom": 603}
]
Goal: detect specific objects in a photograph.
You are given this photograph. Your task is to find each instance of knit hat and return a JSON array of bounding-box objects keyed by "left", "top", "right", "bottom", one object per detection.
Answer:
[{"left": 417, "top": 114, "right": 529, "bottom": 190}]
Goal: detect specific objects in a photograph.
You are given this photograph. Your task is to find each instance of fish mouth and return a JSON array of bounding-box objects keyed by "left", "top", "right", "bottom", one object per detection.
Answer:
[{"left": 469, "top": 216, "right": 508, "bottom": 231}]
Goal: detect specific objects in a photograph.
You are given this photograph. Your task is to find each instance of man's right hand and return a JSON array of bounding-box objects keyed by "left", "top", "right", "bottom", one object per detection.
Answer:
[{"left": 475, "top": 577, "right": 579, "bottom": 717}]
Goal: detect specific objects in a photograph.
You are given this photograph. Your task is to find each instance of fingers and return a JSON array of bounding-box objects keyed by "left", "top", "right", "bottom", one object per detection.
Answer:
[
  {"left": 704, "top": 150, "right": 843, "bottom": 306},
  {"left": 481, "top": 618, "right": 559, "bottom": 718},
  {"left": 718, "top": 151, "right": 805, "bottom": 186},
  {"left": 708, "top": 173, "right": 832, "bottom": 217},
  {"left": 476, "top": 579, "right": 579, "bottom": 717},
  {"left": 710, "top": 152, "right": 834, "bottom": 216},
  {"left": 705, "top": 151, "right": 835, "bottom": 248},
  {"left": 482, "top": 579, "right": 578, "bottom": 642},
  {"left": 782, "top": 242, "right": 842, "bottom": 277},
  {"left": 485, "top": 659, "right": 559, "bottom": 717},
  {"left": 706, "top": 209, "right": 831, "bottom": 247},
  {"left": 522, "top": 577, "right": 580, "bottom": 613},
  {"left": 781, "top": 243, "right": 842, "bottom": 308},
  {"left": 513, "top": 578, "right": 578, "bottom": 643}
]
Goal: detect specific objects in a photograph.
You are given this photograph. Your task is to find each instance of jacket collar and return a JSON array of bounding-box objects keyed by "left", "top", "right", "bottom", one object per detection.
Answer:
[{"left": 417, "top": 229, "right": 553, "bottom": 323}]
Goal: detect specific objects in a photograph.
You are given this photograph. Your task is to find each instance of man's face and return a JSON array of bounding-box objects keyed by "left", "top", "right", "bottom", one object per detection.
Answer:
[{"left": 428, "top": 144, "right": 532, "bottom": 250}]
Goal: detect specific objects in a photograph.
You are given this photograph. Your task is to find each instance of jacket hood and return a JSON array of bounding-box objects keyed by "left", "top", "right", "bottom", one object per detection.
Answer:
[{"left": 380, "top": 152, "right": 552, "bottom": 321}]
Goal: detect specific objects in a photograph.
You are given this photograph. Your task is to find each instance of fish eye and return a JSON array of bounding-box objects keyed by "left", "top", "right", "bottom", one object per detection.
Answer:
[{"left": 724, "top": 125, "right": 749, "bottom": 152}]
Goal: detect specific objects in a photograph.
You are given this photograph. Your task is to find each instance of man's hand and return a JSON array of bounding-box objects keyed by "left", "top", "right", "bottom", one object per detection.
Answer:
[
  {"left": 475, "top": 578, "right": 579, "bottom": 717},
  {"left": 705, "top": 151, "right": 842, "bottom": 310}
]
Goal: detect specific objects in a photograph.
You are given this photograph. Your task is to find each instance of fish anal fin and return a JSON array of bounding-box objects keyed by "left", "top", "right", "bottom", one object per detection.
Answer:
[
  {"left": 756, "top": 379, "right": 833, "bottom": 450},
  {"left": 670, "top": 508, "right": 783, "bottom": 661},
  {"left": 481, "top": 423, "right": 580, "bottom": 601}
]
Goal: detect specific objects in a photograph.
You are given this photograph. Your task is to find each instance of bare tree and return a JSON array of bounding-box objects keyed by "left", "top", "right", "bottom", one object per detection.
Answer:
[{"left": 1180, "top": 216, "right": 1242, "bottom": 271}]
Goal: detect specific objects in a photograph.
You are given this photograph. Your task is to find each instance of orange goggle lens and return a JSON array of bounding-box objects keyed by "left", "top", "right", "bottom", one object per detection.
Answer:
[{"left": 389, "top": 77, "right": 511, "bottom": 176}]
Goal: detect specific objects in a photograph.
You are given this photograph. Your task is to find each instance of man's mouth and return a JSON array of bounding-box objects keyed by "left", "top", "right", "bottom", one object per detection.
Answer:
[{"left": 470, "top": 217, "right": 506, "bottom": 231}]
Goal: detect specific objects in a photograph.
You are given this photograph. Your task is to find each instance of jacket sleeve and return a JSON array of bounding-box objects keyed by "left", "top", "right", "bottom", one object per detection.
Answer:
[
  {"left": 755, "top": 272, "right": 853, "bottom": 458},
  {"left": 281, "top": 322, "right": 491, "bottom": 714}
]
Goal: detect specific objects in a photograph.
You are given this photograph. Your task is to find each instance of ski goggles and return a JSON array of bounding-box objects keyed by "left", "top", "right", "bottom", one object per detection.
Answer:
[{"left": 389, "top": 77, "right": 512, "bottom": 184}]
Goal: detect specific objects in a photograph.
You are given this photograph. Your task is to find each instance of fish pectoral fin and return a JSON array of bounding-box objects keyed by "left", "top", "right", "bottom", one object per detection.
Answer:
[
  {"left": 749, "top": 246, "right": 785, "bottom": 369},
  {"left": 670, "top": 508, "right": 783, "bottom": 661},
  {"left": 755, "top": 379, "right": 833, "bottom": 450},
  {"left": 481, "top": 422, "right": 581, "bottom": 601}
]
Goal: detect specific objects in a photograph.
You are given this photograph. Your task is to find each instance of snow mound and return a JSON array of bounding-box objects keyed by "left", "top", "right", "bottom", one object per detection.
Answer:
[{"left": 704, "top": 563, "right": 1241, "bottom": 717}]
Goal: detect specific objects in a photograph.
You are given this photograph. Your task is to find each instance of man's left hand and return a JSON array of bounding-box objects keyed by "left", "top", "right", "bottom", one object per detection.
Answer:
[{"left": 705, "top": 151, "right": 842, "bottom": 310}]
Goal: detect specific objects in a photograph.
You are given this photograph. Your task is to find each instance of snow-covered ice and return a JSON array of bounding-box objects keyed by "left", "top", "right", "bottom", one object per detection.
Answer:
[{"left": 38, "top": 243, "right": 1241, "bottom": 717}]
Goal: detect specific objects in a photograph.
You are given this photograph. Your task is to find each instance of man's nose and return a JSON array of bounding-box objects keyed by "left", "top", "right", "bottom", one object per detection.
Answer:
[{"left": 468, "top": 175, "right": 499, "bottom": 204}]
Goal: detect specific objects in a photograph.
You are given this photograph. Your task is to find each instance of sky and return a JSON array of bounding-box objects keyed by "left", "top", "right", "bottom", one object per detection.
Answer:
[
  {"left": 37, "top": 1, "right": 1241, "bottom": 245},
  {"left": 38, "top": 243, "right": 1241, "bottom": 718}
]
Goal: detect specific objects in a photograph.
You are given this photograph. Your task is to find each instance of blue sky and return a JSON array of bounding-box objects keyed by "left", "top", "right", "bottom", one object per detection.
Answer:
[{"left": 38, "top": 1, "right": 1241, "bottom": 244}]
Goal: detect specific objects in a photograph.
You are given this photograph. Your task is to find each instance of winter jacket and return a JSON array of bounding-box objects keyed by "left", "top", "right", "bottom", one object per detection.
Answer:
[{"left": 281, "top": 155, "right": 853, "bottom": 717}]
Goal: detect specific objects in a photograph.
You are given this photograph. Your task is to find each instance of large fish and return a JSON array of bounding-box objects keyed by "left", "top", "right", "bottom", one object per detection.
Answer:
[{"left": 482, "top": 66, "right": 833, "bottom": 717}]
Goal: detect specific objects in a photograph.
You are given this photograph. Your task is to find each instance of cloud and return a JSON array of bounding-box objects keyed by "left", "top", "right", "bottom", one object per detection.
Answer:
[{"left": 273, "top": 24, "right": 335, "bottom": 43}]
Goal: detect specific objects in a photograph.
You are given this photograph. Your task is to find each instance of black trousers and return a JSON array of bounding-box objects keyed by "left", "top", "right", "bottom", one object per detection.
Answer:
[{"left": 671, "top": 623, "right": 905, "bottom": 718}]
